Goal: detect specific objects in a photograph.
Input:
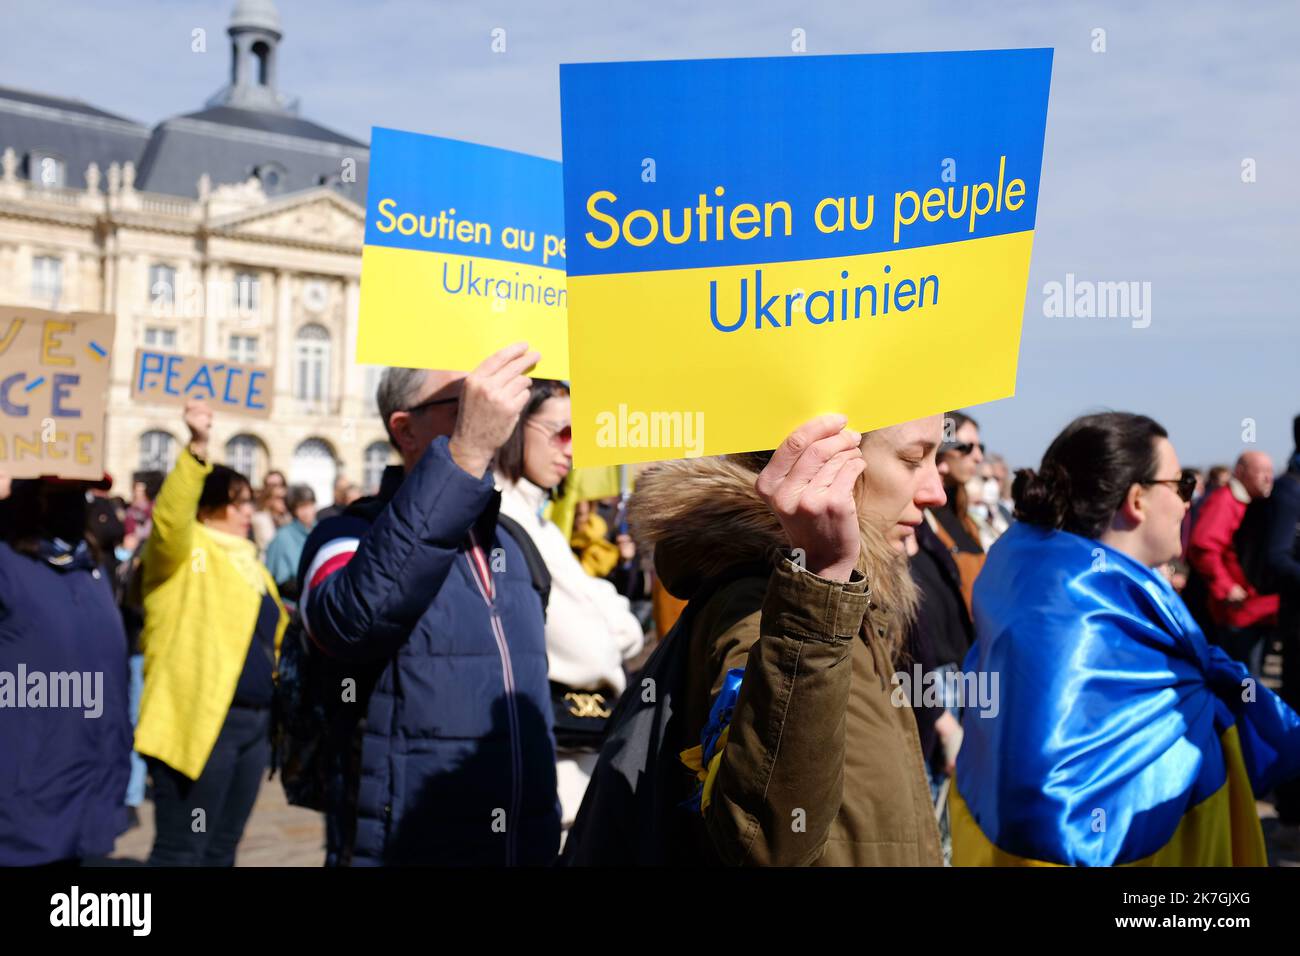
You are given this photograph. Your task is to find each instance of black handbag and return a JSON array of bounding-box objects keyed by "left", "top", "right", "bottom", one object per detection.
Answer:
[
  {"left": 496, "top": 513, "right": 615, "bottom": 751},
  {"left": 550, "top": 681, "right": 618, "bottom": 752}
]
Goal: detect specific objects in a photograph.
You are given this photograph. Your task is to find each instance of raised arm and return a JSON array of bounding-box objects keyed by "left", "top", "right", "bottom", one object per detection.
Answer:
[
  {"left": 700, "top": 415, "right": 870, "bottom": 865},
  {"left": 143, "top": 399, "right": 212, "bottom": 582},
  {"left": 300, "top": 436, "right": 496, "bottom": 661},
  {"left": 300, "top": 344, "right": 538, "bottom": 662},
  {"left": 701, "top": 555, "right": 870, "bottom": 865}
]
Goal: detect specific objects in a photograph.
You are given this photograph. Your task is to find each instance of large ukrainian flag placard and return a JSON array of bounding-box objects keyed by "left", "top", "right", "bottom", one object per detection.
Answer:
[
  {"left": 358, "top": 128, "right": 569, "bottom": 378},
  {"left": 559, "top": 50, "right": 1053, "bottom": 466}
]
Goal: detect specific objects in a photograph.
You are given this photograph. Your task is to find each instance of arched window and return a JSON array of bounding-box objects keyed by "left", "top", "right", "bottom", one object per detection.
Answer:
[
  {"left": 255, "top": 162, "right": 286, "bottom": 195},
  {"left": 228, "top": 334, "right": 258, "bottom": 364},
  {"left": 290, "top": 438, "right": 337, "bottom": 507},
  {"left": 252, "top": 40, "right": 271, "bottom": 85},
  {"left": 224, "top": 434, "right": 267, "bottom": 487},
  {"left": 294, "top": 323, "right": 331, "bottom": 405},
  {"left": 139, "top": 430, "right": 177, "bottom": 473},
  {"left": 231, "top": 271, "right": 260, "bottom": 318},
  {"left": 363, "top": 441, "right": 392, "bottom": 494},
  {"left": 29, "top": 150, "right": 66, "bottom": 188},
  {"left": 31, "top": 255, "right": 62, "bottom": 304},
  {"left": 149, "top": 263, "right": 176, "bottom": 311}
]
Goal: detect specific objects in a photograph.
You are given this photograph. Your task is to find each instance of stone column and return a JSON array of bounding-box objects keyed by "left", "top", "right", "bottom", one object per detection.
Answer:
[
  {"left": 275, "top": 269, "right": 294, "bottom": 409},
  {"left": 0, "top": 148, "right": 18, "bottom": 200},
  {"left": 202, "top": 264, "right": 222, "bottom": 357},
  {"left": 341, "top": 276, "right": 361, "bottom": 478}
]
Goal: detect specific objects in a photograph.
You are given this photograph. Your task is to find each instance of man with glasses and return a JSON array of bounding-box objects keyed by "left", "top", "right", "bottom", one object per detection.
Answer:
[{"left": 295, "top": 342, "right": 560, "bottom": 866}]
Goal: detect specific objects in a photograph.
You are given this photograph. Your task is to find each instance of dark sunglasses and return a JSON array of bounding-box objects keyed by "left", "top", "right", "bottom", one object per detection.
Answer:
[
  {"left": 947, "top": 441, "right": 986, "bottom": 456},
  {"left": 404, "top": 394, "right": 460, "bottom": 415},
  {"left": 1142, "top": 473, "right": 1198, "bottom": 503}
]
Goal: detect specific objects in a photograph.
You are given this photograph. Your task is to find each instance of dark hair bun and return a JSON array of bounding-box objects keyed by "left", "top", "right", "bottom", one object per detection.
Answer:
[
  {"left": 1016, "top": 413, "right": 1169, "bottom": 539},
  {"left": 1012, "top": 462, "right": 1071, "bottom": 529}
]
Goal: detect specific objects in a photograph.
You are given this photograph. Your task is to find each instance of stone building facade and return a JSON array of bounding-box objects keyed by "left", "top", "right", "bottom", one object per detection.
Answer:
[{"left": 0, "top": 0, "right": 394, "bottom": 502}]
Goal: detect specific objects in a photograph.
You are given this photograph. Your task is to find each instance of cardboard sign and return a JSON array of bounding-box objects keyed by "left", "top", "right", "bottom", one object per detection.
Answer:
[
  {"left": 0, "top": 305, "right": 115, "bottom": 480},
  {"left": 559, "top": 49, "right": 1053, "bottom": 466},
  {"left": 130, "top": 348, "right": 273, "bottom": 418},
  {"left": 358, "top": 128, "right": 569, "bottom": 378}
]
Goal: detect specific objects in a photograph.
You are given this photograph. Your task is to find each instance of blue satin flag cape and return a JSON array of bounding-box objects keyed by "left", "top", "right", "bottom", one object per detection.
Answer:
[{"left": 953, "top": 522, "right": 1300, "bottom": 866}]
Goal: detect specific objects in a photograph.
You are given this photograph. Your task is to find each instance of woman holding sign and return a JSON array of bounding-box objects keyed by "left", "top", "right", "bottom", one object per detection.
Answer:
[
  {"left": 566, "top": 414, "right": 946, "bottom": 865},
  {"left": 135, "top": 399, "right": 288, "bottom": 866}
]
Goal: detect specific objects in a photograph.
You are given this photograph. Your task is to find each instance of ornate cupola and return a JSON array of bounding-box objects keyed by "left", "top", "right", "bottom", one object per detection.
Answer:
[{"left": 207, "top": 0, "right": 294, "bottom": 114}]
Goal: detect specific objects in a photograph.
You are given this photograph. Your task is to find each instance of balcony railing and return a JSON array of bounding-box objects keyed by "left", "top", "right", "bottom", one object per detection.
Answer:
[
  {"left": 22, "top": 181, "right": 84, "bottom": 207},
  {"left": 132, "top": 192, "right": 198, "bottom": 218}
]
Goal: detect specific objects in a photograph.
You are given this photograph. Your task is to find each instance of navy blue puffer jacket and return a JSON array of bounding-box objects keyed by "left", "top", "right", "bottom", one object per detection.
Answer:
[
  {"left": 0, "top": 539, "right": 131, "bottom": 865},
  {"left": 298, "top": 436, "right": 559, "bottom": 865}
]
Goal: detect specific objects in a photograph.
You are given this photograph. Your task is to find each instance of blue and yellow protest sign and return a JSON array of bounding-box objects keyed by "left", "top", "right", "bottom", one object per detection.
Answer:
[
  {"left": 358, "top": 128, "right": 568, "bottom": 378},
  {"left": 130, "top": 349, "right": 273, "bottom": 418},
  {"left": 0, "top": 305, "right": 115, "bottom": 479},
  {"left": 559, "top": 49, "right": 1052, "bottom": 466}
]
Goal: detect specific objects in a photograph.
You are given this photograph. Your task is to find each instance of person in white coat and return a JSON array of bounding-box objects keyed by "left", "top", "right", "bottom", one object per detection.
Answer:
[{"left": 494, "top": 381, "right": 646, "bottom": 838}]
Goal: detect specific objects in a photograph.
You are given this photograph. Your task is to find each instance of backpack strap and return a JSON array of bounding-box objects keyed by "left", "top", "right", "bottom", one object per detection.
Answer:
[{"left": 495, "top": 512, "right": 551, "bottom": 618}]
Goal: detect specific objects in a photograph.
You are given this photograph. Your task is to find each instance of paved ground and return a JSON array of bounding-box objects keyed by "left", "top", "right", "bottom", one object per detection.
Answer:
[
  {"left": 106, "top": 774, "right": 326, "bottom": 867},
  {"left": 103, "top": 774, "right": 1300, "bottom": 867},
  {"left": 100, "top": 639, "right": 1299, "bottom": 867},
  {"left": 1261, "top": 805, "right": 1300, "bottom": 867}
]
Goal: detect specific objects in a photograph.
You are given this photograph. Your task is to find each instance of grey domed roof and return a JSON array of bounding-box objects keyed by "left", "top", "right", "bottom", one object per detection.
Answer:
[
  {"left": 0, "top": 0, "right": 369, "bottom": 202},
  {"left": 0, "top": 85, "right": 149, "bottom": 190},
  {"left": 230, "top": 0, "right": 282, "bottom": 34}
]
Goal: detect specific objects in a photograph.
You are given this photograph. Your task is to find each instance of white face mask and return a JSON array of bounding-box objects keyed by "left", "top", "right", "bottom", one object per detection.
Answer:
[
  {"left": 982, "top": 478, "right": 1001, "bottom": 507},
  {"left": 965, "top": 476, "right": 986, "bottom": 505}
]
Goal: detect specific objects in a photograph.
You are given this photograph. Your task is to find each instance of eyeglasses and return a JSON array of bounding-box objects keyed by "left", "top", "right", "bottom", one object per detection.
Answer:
[
  {"left": 527, "top": 418, "right": 573, "bottom": 446},
  {"left": 404, "top": 394, "right": 460, "bottom": 415},
  {"left": 1142, "top": 473, "right": 1198, "bottom": 503},
  {"left": 947, "top": 442, "right": 985, "bottom": 456}
]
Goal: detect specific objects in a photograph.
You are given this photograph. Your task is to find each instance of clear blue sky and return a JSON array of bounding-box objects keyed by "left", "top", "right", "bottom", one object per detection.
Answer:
[{"left": 4, "top": 0, "right": 1296, "bottom": 470}]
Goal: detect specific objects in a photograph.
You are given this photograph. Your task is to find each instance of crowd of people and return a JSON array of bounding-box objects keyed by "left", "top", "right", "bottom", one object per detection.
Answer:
[{"left": 1, "top": 341, "right": 1298, "bottom": 867}]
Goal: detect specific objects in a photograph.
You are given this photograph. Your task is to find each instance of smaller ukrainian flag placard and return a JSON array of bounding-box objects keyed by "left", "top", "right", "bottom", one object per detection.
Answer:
[
  {"left": 559, "top": 49, "right": 1053, "bottom": 466},
  {"left": 358, "top": 128, "right": 568, "bottom": 378}
]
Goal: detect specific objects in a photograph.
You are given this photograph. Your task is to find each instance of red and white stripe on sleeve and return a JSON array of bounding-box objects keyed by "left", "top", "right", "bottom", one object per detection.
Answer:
[{"left": 300, "top": 536, "right": 360, "bottom": 639}]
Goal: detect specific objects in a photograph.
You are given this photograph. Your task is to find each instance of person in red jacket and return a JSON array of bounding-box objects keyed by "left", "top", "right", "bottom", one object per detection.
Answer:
[{"left": 1187, "top": 450, "right": 1278, "bottom": 670}]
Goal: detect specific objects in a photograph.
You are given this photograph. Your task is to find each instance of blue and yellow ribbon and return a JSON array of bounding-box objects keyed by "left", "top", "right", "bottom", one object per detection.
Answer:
[{"left": 682, "top": 667, "right": 744, "bottom": 814}]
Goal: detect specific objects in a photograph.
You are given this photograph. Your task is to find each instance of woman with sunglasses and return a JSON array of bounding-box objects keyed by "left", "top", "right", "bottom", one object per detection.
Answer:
[
  {"left": 493, "top": 381, "right": 645, "bottom": 843},
  {"left": 952, "top": 412, "right": 1300, "bottom": 866}
]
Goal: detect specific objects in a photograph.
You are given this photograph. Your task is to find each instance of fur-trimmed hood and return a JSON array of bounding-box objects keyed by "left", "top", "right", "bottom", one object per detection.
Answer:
[{"left": 629, "top": 455, "right": 918, "bottom": 658}]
